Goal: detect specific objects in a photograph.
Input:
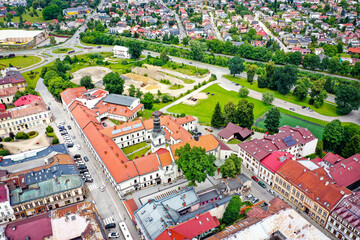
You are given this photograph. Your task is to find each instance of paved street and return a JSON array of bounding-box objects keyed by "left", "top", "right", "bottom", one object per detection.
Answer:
[{"left": 209, "top": 12, "right": 223, "bottom": 40}]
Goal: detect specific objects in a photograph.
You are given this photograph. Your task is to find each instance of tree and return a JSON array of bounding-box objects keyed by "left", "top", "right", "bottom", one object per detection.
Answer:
[
  {"left": 142, "top": 92, "right": 154, "bottom": 109},
  {"left": 273, "top": 64, "right": 298, "bottom": 95},
  {"left": 42, "top": 5, "right": 62, "bottom": 20},
  {"left": 265, "top": 61, "right": 276, "bottom": 89},
  {"left": 95, "top": 22, "right": 105, "bottom": 32},
  {"left": 127, "top": 41, "right": 143, "bottom": 59},
  {"left": 18, "top": 15, "right": 24, "bottom": 28},
  {"left": 337, "top": 41, "right": 344, "bottom": 53},
  {"left": 239, "top": 87, "right": 249, "bottom": 98},
  {"left": 6, "top": 12, "right": 13, "bottom": 22},
  {"left": 160, "top": 50, "right": 169, "bottom": 63},
  {"left": 342, "top": 135, "right": 360, "bottom": 158},
  {"left": 128, "top": 84, "right": 136, "bottom": 97},
  {"left": 293, "top": 80, "right": 308, "bottom": 101},
  {"left": 175, "top": 143, "right": 216, "bottom": 186},
  {"left": 211, "top": 102, "right": 224, "bottom": 128},
  {"left": 287, "top": 51, "right": 302, "bottom": 66},
  {"left": 220, "top": 154, "right": 242, "bottom": 178},
  {"left": 236, "top": 99, "right": 254, "bottom": 129},
  {"left": 262, "top": 91, "right": 274, "bottom": 105},
  {"left": 222, "top": 195, "right": 243, "bottom": 226},
  {"left": 310, "top": 78, "right": 327, "bottom": 108},
  {"left": 246, "top": 64, "right": 257, "bottom": 83},
  {"left": 50, "top": 36, "right": 56, "bottom": 45},
  {"left": 103, "top": 72, "right": 124, "bottom": 94},
  {"left": 189, "top": 40, "right": 207, "bottom": 61},
  {"left": 323, "top": 120, "right": 344, "bottom": 153},
  {"left": 15, "top": 132, "right": 29, "bottom": 139},
  {"left": 264, "top": 107, "right": 281, "bottom": 133},
  {"left": 80, "top": 76, "right": 94, "bottom": 89},
  {"left": 229, "top": 56, "right": 244, "bottom": 76},
  {"left": 328, "top": 57, "right": 341, "bottom": 73},
  {"left": 135, "top": 88, "right": 143, "bottom": 99},
  {"left": 182, "top": 36, "right": 190, "bottom": 46},
  {"left": 335, "top": 85, "right": 360, "bottom": 115},
  {"left": 46, "top": 125, "right": 54, "bottom": 133},
  {"left": 223, "top": 101, "right": 237, "bottom": 125},
  {"left": 257, "top": 74, "right": 267, "bottom": 88}
]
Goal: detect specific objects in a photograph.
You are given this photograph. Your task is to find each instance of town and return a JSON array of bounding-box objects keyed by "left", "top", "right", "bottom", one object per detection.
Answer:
[{"left": 0, "top": 0, "right": 359, "bottom": 239}]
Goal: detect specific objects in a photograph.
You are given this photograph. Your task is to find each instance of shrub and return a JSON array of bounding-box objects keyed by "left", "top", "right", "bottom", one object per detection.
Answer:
[
  {"left": 239, "top": 87, "right": 249, "bottom": 98},
  {"left": 4, "top": 137, "right": 13, "bottom": 142},
  {"left": 46, "top": 126, "right": 54, "bottom": 133},
  {"left": 52, "top": 137, "right": 59, "bottom": 145},
  {"left": 121, "top": 59, "right": 128, "bottom": 65},
  {"left": 28, "top": 131, "right": 37, "bottom": 136},
  {"left": 15, "top": 132, "right": 29, "bottom": 139},
  {"left": 154, "top": 98, "right": 160, "bottom": 103},
  {"left": 0, "top": 149, "right": 10, "bottom": 156},
  {"left": 0, "top": 137, "right": 2, "bottom": 142},
  {"left": 144, "top": 73, "right": 148, "bottom": 77},
  {"left": 251, "top": 126, "right": 267, "bottom": 133}
]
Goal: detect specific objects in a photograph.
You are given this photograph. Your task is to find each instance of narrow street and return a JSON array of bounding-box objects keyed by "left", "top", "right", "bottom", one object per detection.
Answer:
[{"left": 209, "top": 12, "right": 223, "bottom": 40}]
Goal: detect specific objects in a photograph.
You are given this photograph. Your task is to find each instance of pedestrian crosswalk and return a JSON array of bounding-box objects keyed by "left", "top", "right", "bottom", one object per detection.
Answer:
[
  {"left": 88, "top": 182, "right": 99, "bottom": 191},
  {"left": 103, "top": 213, "right": 123, "bottom": 225},
  {"left": 154, "top": 186, "right": 187, "bottom": 200}
]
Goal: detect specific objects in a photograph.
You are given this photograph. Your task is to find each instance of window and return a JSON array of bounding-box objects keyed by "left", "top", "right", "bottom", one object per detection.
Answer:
[
  {"left": 150, "top": 175, "right": 152, "bottom": 179},
  {"left": 296, "top": 192, "right": 300, "bottom": 198},
  {"left": 292, "top": 189, "right": 295, "bottom": 194},
  {"left": 314, "top": 205, "right": 318, "bottom": 211},
  {"left": 300, "top": 195, "right": 304, "bottom": 201},
  {"left": 134, "top": 180, "right": 137, "bottom": 184},
  {"left": 321, "top": 220, "right": 324, "bottom": 225},
  {"left": 323, "top": 212, "right": 327, "bottom": 218},
  {"left": 291, "top": 196, "right": 294, "bottom": 201},
  {"left": 276, "top": 177, "right": 279, "bottom": 182},
  {"left": 143, "top": 177, "right": 146, "bottom": 181},
  {"left": 316, "top": 216, "right": 320, "bottom": 221},
  {"left": 318, "top": 208, "right": 322, "bottom": 214}
]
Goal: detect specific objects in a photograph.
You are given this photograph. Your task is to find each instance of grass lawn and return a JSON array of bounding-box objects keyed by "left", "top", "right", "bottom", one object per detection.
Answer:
[
  {"left": 278, "top": 108, "right": 329, "bottom": 126},
  {"left": 228, "top": 138, "right": 241, "bottom": 144},
  {"left": 139, "top": 102, "right": 172, "bottom": 119},
  {"left": 163, "top": 72, "right": 195, "bottom": 84},
  {"left": 109, "top": 119, "right": 121, "bottom": 125},
  {"left": 122, "top": 142, "right": 147, "bottom": 155},
  {"left": 170, "top": 84, "right": 184, "bottom": 90},
  {"left": 255, "top": 112, "right": 325, "bottom": 139},
  {"left": 162, "top": 61, "right": 209, "bottom": 77},
  {"left": 52, "top": 48, "right": 74, "bottom": 54},
  {"left": 23, "top": 62, "right": 53, "bottom": 88},
  {"left": 0, "top": 56, "right": 41, "bottom": 69},
  {"left": 12, "top": 8, "right": 45, "bottom": 23},
  {"left": 224, "top": 75, "right": 339, "bottom": 117},
  {"left": 127, "top": 146, "right": 151, "bottom": 160},
  {"left": 167, "top": 84, "right": 272, "bottom": 125}
]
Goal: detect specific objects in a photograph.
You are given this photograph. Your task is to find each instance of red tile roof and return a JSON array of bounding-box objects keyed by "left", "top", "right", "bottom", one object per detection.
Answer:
[
  {"left": 60, "top": 87, "right": 86, "bottom": 106},
  {"left": 322, "top": 152, "right": 345, "bottom": 165},
  {"left": 124, "top": 199, "right": 138, "bottom": 221},
  {"left": 0, "top": 184, "right": 8, "bottom": 203},
  {"left": 5, "top": 213, "right": 52, "bottom": 239},
  {"left": 328, "top": 153, "right": 360, "bottom": 187},
  {"left": 156, "top": 148, "right": 173, "bottom": 167},
  {"left": 134, "top": 153, "right": 159, "bottom": 175},
  {"left": 0, "top": 86, "right": 17, "bottom": 97},
  {"left": 101, "top": 119, "right": 144, "bottom": 138},
  {"left": 260, "top": 151, "right": 292, "bottom": 173},
  {"left": 218, "top": 122, "right": 252, "bottom": 139},
  {"left": 13, "top": 94, "right": 42, "bottom": 107},
  {"left": 0, "top": 103, "right": 5, "bottom": 111},
  {"left": 349, "top": 47, "right": 360, "bottom": 54}
]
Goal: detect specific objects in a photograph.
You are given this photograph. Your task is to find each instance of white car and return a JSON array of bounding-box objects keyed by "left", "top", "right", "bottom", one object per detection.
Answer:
[
  {"left": 108, "top": 232, "right": 120, "bottom": 238},
  {"left": 76, "top": 145, "right": 81, "bottom": 150},
  {"left": 99, "top": 186, "right": 106, "bottom": 192}
]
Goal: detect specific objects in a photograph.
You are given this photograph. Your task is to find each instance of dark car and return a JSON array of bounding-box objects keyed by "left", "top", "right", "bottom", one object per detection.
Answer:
[
  {"left": 258, "top": 181, "right": 266, "bottom": 188},
  {"left": 58, "top": 126, "right": 65, "bottom": 130},
  {"left": 102, "top": 122, "right": 107, "bottom": 127},
  {"left": 67, "top": 125, "right": 72, "bottom": 130},
  {"left": 84, "top": 156, "right": 89, "bottom": 162},
  {"left": 66, "top": 143, "right": 74, "bottom": 148},
  {"left": 85, "top": 178, "right": 93, "bottom": 183},
  {"left": 97, "top": 46, "right": 102, "bottom": 48},
  {"left": 74, "top": 154, "right": 81, "bottom": 159},
  {"left": 251, "top": 176, "right": 259, "bottom": 182},
  {"left": 79, "top": 169, "right": 88, "bottom": 173},
  {"left": 104, "top": 223, "right": 116, "bottom": 229},
  {"left": 78, "top": 165, "right": 88, "bottom": 170},
  {"left": 302, "top": 106, "right": 306, "bottom": 109}
]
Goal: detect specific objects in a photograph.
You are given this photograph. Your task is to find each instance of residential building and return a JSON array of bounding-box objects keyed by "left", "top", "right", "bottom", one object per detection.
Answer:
[
  {"left": 0, "top": 98, "right": 52, "bottom": 136},
  {"left": 217, "top": 122, "right": 252, "bottom": 142},
  {"left": 0, "top": 69, "right": 26, "bottom": 104},
  {"left": 238, "top": 126, "right": 317, "bottom": 175},
  {"left": 113, "top": 45, "right": 130, "bottom": 58},
  {"left": 325, "top": 192, "right": 360, "bottom": 240},
  {"left": 0, "top": 184, "right": 15, "bottom": 224},
  {"left": 273, "top": 159, "right": 352, "bottom": 227},
  {"left": 13, "top": 94, "right": 41, "bottom": 107},
  {"left": 208, "top": 198, "right": 330, "bottom": 240}
]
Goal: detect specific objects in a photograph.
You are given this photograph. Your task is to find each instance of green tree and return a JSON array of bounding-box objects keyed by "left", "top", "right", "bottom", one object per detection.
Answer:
[
  {"left": 239, "top": 87, "right": 249, "bottom": 98},
  {"left": 6, "top": 12, "right": 13, "bottom": 22},
  {"left": 265, "top": 61, "right": 276, "bottom": 89},
  {"left": 323, "top": 120, "right": 344, "bottom": 153},
  {"left": 18, "top": 15, "right": 24, "bottom": 28},
  {"left": 343, "top": 124, "right": 360, "bottom": 141},
  {"left": 50, "top": 36, "right": 56, "bottom": 45},
  {"left": 15, "top": 132, "right": 29, "bottom": 139},
  {"left": 211, "top": 102, "right": 224, "bottom": 128},
  {"left": 189, "top": 40, "right": 207, "bottom": 61},
  {"left": 182, "top": 36, "right": 190, "bottom": 46},
  {"left": 95, "top": 23, "right": 105, "bottom": 32},
  {"left": 273, "top": 65, "right": 298, "bottom": 95},
  {"left": 42, "top": 5, "right": 62, "bottom": 20},
  {"left": 246, "top": 64, "right": 257, "bottom": 83},
  {"left": 46, "top": 125, "right": 54, "bottom": 133},
  {"left": 264, "top": 107, "right": 281, "bottom": 133},
  {"left": 223, "top": 101, "right": 237, "bottom": 125},
  {"left": 128, "top": 84, "right": 136, "bottom": 97},
  {"left": 52, "top": 137, "right": 59, "bottom": 144},
  {"left": 342, "top": 135, "right": 360, "bottom": 158},
  {"left": 222, "top": 195, "right": 243, "bottom": 226},
  {"left": 160, "top": 50, "right": 169, "bottom": 63},
  {"left": 175, "top": 143, "right": 216, "bottom": 186},
  {"left": 127, "top": 41, "right": 143, "bottom": 59},
  {"left": 293, "top": 80, "right": 308, "bottom": 101},
  {"left": 335, "top": 85, "right": 360, "bottom": 115},
  {"left": 136, "top": 88, "right": 143, "bottom": 99},
  {"left": 80, "top": 76, "right": 94, "bottom": 89},
  {"left": 220, "top": 154, "right": 242, "bottom": 178},
  {"left": 328, "top": 57, "right": 341, "bottom": 73},
  {"left": 236, "top": 99, "right": 254, "bottom": 129},
  {"left": 103, "top": 72, "right": 124, "bottom": 94},
  {"left": 257, "top": 74, "right": 267, "bottom": 88},
  {"left": 229, "top": 56, "right": 245, "bottom": 76},
  {"left": 287, "top": 51, "right": 302, "bottom": 66},
  {"left": 142, "top": 92, "right": 154, "bottom": 109},
  {"left": 337, "top": 41, "right": 344, "bottom": 53},
  {"left": 262, "top": 91, "right": 274, "bottom": 105}
]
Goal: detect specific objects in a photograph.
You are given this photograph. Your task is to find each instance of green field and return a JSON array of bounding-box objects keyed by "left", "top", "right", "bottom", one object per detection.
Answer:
[
  {"left": 122, "top": 142, "right": 147, "bottom": 155},
  {"left": 224, "top": 75, "right": 339, "bottom": 117},
  {"left": 167, "top": 84, "right": 272, "bottom": 125},
  {"left": 12, "top": 8, "right": 45, "bottom": 23},
  {"left": 255, "top": 112, "right": 325, "bottom": 139},
  {"left": 0, "top": 55, "right": 41, "bottom": 69},
  {"left": 127, "top": 146, "right": 151, "bottom": 160},
  {"left": 52, "top": 48, "right": 74, "bottom": 54}
]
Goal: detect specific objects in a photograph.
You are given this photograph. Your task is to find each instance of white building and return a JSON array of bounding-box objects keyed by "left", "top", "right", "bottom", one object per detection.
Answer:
[
  {"left": 113, "top": 45, "right": 130, "bottom": 59},
  {"left": 0, "top": 184, "right": 15, "bottom": 224}
]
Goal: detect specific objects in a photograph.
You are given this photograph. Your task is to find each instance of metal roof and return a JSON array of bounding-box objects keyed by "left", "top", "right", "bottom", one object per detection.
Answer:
[{"left": 102, "top": 94, "right": 138, "bottom": 107}]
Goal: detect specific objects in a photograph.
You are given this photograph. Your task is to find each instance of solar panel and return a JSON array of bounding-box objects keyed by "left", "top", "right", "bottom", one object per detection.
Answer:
[
  {"left": 111, "top": 129, "right": 122, "bottom": 135},
  {"left": 132, "top": 123, "right": 142, "bottom": 129},
  {"left": 283, "top": 136, "right": 293, "bottom": 143},
  {"left": 285, "top": 139, "right": 297, "bottom": 147},
  {"left": 122, "top": 126, "right": 132, "bottom": 132}
]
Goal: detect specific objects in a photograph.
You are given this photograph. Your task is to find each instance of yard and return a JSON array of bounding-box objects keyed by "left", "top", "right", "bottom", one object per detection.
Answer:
[
  {"left": 0, "top": 55, "right": 41, "bottom": 69},
  {"left": 12, "top": 8, "right": 45, "bottom": 23},
  {"left": 122, "top": 142, "right": 147, "bottom": 155},
  {"left": 224, "top": 75, "right": 339, "bottom": 117},
  {"left": 255, "top": 112, "right": 325, "bottom": 139},
  {"left": 127, "top": 146, "right": 151, "bottom": 160},
  {"left": 167, "top": 84, "right": 272, "bottom": 125}
]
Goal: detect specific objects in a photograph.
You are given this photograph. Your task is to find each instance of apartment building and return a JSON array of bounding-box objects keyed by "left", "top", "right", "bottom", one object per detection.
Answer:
[
  {"left": 0, "top": 184, "right": 15, "bottom": 224},
  {"left": 0, "top": 68, "right": 26, "bottom": 104}
]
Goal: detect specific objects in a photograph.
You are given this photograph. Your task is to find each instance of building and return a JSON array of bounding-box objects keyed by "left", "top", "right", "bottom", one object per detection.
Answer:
[
  {"left": 325, "top": 192, "right": 360, "bottom": 240},
  {"left": 0, "top": 69, "right": 26, "bottom": 104},
  {"left": 113, "top": 45, "right": 130, "bottom": 58},
  {"left": 63, "top": 7, "right": 90, "bottom": 16},
  {"left": 0, "top": 184, "right": 15, "bottom": 224},
  {"left": 0, "top": 30, "right": 48, "bottom": 50},
  {"left": 217, "top": 122, "right": 252, "bottom": 142},
  {"left": 1, "top": 154, "right": 85, "bottom": 219},
  {"left": 0, "top": 98, "right": 52, "bottom": 136},
  {"left": 209, "top": 198, "right": 330, "bottom": 240},
  {"left": 273, "top": 159, "right": 352, "bottom": 227},
  {"left": 238, "top": 126, "right": 317, "bottom": 175},
  {"left": 14, "top": 94, "right": 41, "bottom": 107}
]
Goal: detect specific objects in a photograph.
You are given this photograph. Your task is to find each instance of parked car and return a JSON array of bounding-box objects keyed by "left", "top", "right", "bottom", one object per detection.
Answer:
[
  {"left": 246, "top": 194, "right": 254, "bottom": 199},
  {"left": 289, "top": 107, "right": 295, "bottom": 111},
  {"left": 67, "top": 125, "right": 72, "bottom": 130},
  {"left": 102, "top": 122, "right": 107, "bottom": 127},
  {"left": 104, "top": 223, "right": 116, "bottom": 229},
  {"left": 251, "top": 176, "right": 259, "bottom": 182},
  {"left": 251, "top": 198, "right": 259, "bottom": 204},
  {"left": 84, "top": 156, "right": 89, "bottom": 162},
  {"left": 99, "top": 186, "right": 106, "bottom": 192},
  {"left": 58, "top": 126, "right": 65, "bottom": 130},
  {"left": 97, "top": 46, "right": 102, "bottom": 48},
  {"left": 78, "top": 165, "right": 87, "bottom": 170},
  {"left": 79, "top": 169, "right": 88, "bottom": 174},
  {"left": 74, "top": 154, "right": 81, "bottom": 159},
  {"left": 85, "top": 178, "right": 93, "bottom": 183},
  {"left": 258, "top": 181, "right": 266, "bottom": 188},
  {"left": 66, "top": 143, "right": 74, "bottom": 148},
  {"left": 61, "top": 131, "right": 68, "bottom": 135},
  {"left": 76, "top": 145, "right": 81, "bottom": 150},
  {"left": 268, "top": 189, "right": 275, "bottom": 195},
  {"left": 108, "top": 232, "right": 120, "bottom": 238}
]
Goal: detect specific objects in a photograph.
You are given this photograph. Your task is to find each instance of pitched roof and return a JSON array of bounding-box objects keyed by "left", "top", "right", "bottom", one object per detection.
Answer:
[
  {"left": 0, "top": 86, "right": 17, "bottom": 97},
  {"left": 14, "top": 94, "right": 42, "bottom": 107},
  {"left": 60, "top": 87, "right": 86, "bottom": 106},
  {"left": 100, "top": 119, "right": 144, "bottom": 138},
  {"left": 156, "top": 148, "right": 173, "bottom": 167},
  {"left": 328, "top": 153, "right": 360, "bottom": 187},
  {"left": 218, "top": 122, "right": 253, "bottom": 139},
  {"left": 134, "top": 153, "right": 160, "bottom": 175},
  {"left": 0, "top": 184, "right": 8, "bottom": 203},
  {"left": 322, "top": 152, "right": 344, "bottom": 165},
  {"left": 124, "top": 198, "right": 138, "bottom": 221},
  {"left": 260, "top": 151, "right": 292, "bottom": 173}
]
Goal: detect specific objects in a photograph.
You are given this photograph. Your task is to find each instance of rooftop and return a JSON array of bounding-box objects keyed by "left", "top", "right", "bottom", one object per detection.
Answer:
[
  {"left": 102, "top": 93, "right": 138, "bottom": 107},
  {"left": 0, "top": 184, "right": 8, "bottom": 203},
  {"left": 332, "top": 192, "right": 360, "bottom": 232},
  {"left": 0, "top": 30, "right": 44, "bottom": 41},
  {"left": 218, "top": 122, "right": 252, "bottom": 139},
  {"left": 14, "top": 94, "right": 42, "bottom": 107},
  {"left": 260, "top": 151, "right": 292, "bottom": 173}
]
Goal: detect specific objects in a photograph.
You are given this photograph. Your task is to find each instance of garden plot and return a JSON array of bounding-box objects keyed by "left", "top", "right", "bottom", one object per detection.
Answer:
[{"left": 71, "top": 66, "right": 112, "bottom": 87}]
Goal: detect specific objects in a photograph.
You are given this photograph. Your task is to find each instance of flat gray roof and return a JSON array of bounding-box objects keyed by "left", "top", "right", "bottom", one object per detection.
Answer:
[{"left": 102, "top": 94, "right": 138, "bottom": 107}]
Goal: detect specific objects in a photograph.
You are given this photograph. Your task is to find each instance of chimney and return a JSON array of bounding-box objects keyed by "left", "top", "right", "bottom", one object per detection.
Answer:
[
  {"left": 325, "top": 182, "right": 329, "bottom": 186},
  {"left": 320, "top": 177, "right": 324, "bottom": 181}
]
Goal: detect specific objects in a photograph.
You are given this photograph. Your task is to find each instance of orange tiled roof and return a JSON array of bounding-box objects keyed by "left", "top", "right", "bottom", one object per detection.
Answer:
[
  {"left": 170, "top": 134, "right": 219, "bottom": 159},
  {"left": 0, "top": 86, "right": 18, "bottom": 97},
  {"left": 100, "top": 120, "right": 144, "bottom": 138},
  {"left": 123, "top": 199, "right": 138, "bottom": 221},
  {"left": 134, "top": 153, "right": 159, "bottom": 175},
  {"left": 70, "top": 103, "right": 98, "bottom": 129},
  {"left": 156, "top": 148, "right": 173, "bottom": 167},
  {"left": 10, "top": 99, "right": 47, "bottom": 119},
  {"left": 174, "top": 115, "right": 196, "bottom": 125},
  {"left": 94, "top": 101, "right": 143, "bottom": 118},
  {"left": 60, "top": 87, "right": 86, "bottom": 106}
]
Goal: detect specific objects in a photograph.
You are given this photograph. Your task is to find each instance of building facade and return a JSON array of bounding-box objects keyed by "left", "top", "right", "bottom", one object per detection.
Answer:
[{"left": 0, "top": 184, "right": 15, "bottom": 224}]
